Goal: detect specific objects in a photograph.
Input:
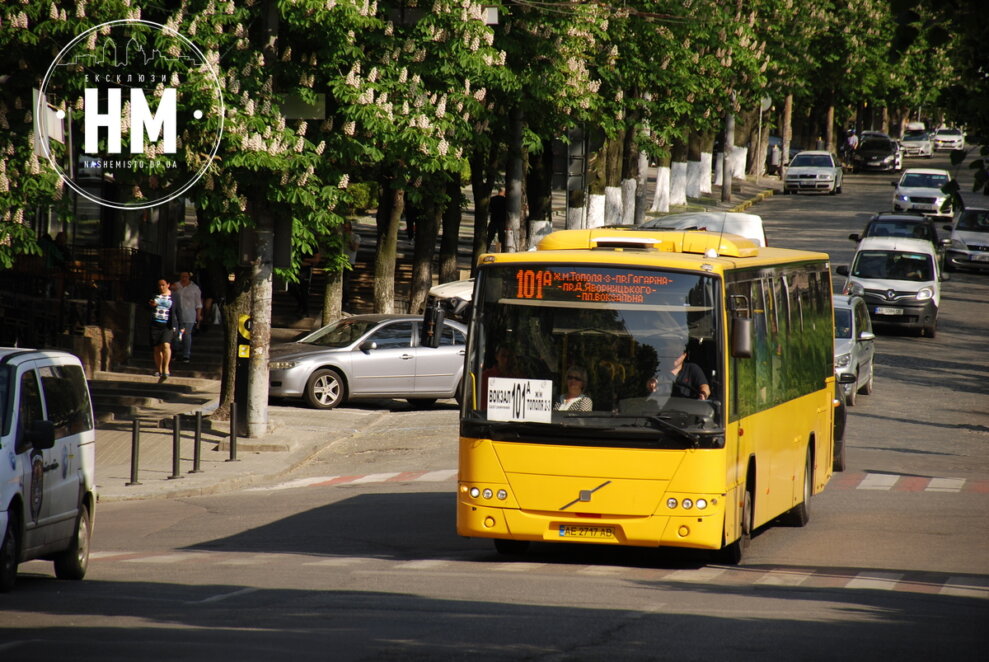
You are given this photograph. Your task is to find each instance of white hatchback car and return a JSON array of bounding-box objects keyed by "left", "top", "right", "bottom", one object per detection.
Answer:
[
  {"left": 832, "top": 294, "right": 876, "bottom": 406},
  {"left": 900, "top": 132, "right": 933, "bottom": 158},
  {"left": 783, "top": 151, "right": 843, "bottom": 195},
  {"left": 836, "top": 236, "right": 947, "bottom": 338},
  {"left": 891, "top": 168, "right": 954, "bottom": 217}
]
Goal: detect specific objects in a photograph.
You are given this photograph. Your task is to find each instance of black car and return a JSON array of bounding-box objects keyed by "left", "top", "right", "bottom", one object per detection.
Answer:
[
  {"left": 849, "top": 212, "right": 948, "bottom": 264},
  {"left": 851, "top": 137, "right": 900, "bottom": 173}
]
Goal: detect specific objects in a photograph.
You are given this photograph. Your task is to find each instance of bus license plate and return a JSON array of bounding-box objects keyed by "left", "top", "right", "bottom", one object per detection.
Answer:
[
  {"left": 559, "top": 525, "right": 616, "bottom": 539},
  {"left": 874, "top": 306, "right": 901, "bottom": 316}
]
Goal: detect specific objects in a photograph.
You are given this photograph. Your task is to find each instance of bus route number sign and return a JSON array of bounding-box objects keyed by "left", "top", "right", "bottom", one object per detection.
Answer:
[
  {"left": 487, "top": 377, "right": 553, "bottom": 423},
  {"left": 513, "top": 268, "right": 673, "bottom": 305}
]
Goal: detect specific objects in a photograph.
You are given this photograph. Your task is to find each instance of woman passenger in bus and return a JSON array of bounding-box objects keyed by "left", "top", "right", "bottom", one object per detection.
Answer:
[{"left": 555, "top": 366, "right": 593, "bottom": 412}]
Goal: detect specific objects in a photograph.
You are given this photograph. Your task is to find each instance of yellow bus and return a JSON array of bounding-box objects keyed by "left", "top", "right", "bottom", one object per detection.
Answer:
[{"left": 453, "top": 228, "right": 836, "bottom": 563}]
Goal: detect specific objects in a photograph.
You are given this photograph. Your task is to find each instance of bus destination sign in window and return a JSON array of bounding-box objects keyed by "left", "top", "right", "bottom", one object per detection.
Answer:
[
  {"left": 487, "top": 377, "right": 553, "bottom": 423},
  {"left": 512, "top": 268, "right": 675, "bottom": 305}
]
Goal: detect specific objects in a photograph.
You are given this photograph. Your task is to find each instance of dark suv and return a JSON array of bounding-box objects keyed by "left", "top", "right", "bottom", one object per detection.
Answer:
[{"left": 849, "top": 212, "right": 948, "bottom": 265}]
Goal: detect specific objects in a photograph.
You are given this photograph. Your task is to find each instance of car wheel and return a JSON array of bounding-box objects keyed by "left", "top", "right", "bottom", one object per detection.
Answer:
[
  {"left": 406, "top": 398, "right": 437, "bottom": 409},
  {"left": 783, "top": 448, "right": 812, "bottom": 527},
  {"left": 859, "top": 368, "right": 874, "bottom": 396},
  {"left": 836, "top": 182, "right": 843, "bottom": 194},
  {"left": 923, "top": 319, "right": 937, "bottom": 338},
  {"left": 719, "top": 485, "right": 752, "bottom": 565},
  {"left": 833, "top": 435, "right": 847, "bottom": 472},
  {"left": 53, "top": 504, "right": 91, "bottom": 581},
  {"left": 494, "top": 539, "right": 530, "bottom": 555},
  {"left": 0, "top": 509, "right": 19, "bottom": 593},
  {"left": 305, "top": 368, "right": 345, "bottom": 409},
  {"left": 454, "top": 379, "right": 463, "bottom": 407},
  {"left": 845, "top": 381, "right": 857, "bottom": 407}
]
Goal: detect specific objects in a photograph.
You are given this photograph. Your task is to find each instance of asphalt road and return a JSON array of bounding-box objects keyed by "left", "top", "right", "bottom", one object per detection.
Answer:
[{"left": 4, "top": 152, "right": 988, "bottom": 661}]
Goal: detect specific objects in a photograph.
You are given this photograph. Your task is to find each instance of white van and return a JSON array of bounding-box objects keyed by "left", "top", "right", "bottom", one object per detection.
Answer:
[
  {"left": 0, "top": 348, "right": 96, "bottom": 591},
  {"left": 836, "top": 236, "right": 947, "bottom": 338}
]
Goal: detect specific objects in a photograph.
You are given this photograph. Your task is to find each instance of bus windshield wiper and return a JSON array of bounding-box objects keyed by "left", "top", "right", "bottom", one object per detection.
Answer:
[{"left": 560, "top": 412, "right": 701, "bottom": 446}]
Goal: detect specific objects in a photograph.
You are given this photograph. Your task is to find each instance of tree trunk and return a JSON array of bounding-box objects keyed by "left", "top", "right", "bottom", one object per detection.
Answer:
[
  {"left": 670, "top": 137, "right": 688, "bottom": 206},
  {"left": 373, "top": 181, "right": 403, "bottom": 313},
  {"left": 211, "top": 271, "right": 250, "bottom": 423},
  {"left": 722, "top": 111, "right": 735, "bottom": 203},
  {"left": 469, "top": 146, "right": 497, "bottom": 270},
  {"left": 782, "top": 94, "right": 793, "bottom": 166},
  {"left": 505, "top": 105, "right": 524, "bottom": 252},
  {"left": 410, "top": 198, "right": 440, "bottom": 314},
  {"left": 322, "top": 267, "right": 342, "bottom": 325},
  {"left": 439, "top": 176, "right": 462, "bottom": 282},
  {"left": 686, "top": 132, "right": 703, "bottom": 198}
]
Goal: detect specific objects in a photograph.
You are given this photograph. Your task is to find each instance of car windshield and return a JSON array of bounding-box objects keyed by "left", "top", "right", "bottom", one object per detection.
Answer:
[
  {"left": 297, "top": 318, "right": 380, "bottom": 347},
  {"left": 903, "top": 134, "right": 929, "bottom": 142},
  {"left": 852, "top": 250, "right": 934, "bottom": 281},
  {"left": 464, "top": 264, "right": 724, "bottom": 447},
  {"left": 937, "top": 129, "right": 961, "bottom": 136},
  {"left": 866, "top": 220, "right": 930, "bottom": 240},
  {"left": 900, "top": 173, "right": 947, "bottom": 188},
  {"left": 956, "top": 210, "right": 989, "bottom": 232},
  {"left": 860, "top": 139, "right": 892, "bottom": 151},
  {"left": 834, "top": 308, "right": 853, "bottom": 339},
  {"left": 790, "top": 154, "right": 833, "bottom": 168}
]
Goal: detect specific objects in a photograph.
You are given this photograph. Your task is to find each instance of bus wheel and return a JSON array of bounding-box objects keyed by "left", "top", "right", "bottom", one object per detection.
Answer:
[
  {"left": 494, "top": 539, "right": 530, "bottom": 555},
  {"left": 784, "top": 448, "right": 812, "bottom": 527},
  {"left": 719, "top": 488, "right": 751, "bottom": 565}
]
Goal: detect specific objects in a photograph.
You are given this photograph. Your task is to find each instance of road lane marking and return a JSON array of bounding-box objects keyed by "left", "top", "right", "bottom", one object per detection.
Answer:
[
  {"left": 416, "top": 469, "right": 459, "bottom": 482},
  {"left": 303, "top": 557, "right": 367, "bottom": 567},
  {"left": 395, "top": 559, "right": 448, "bottom": 570},
  {"left": 577, "top": 565, "right": 627, "bottom": 576},
  {"left": 350, "top": 472, "right": 402, "bottom": 484},
  {"left": 492, "top": 562, "right": 547, "bottom": 572},
  {"left": 123, "top": 553, "right": 203, "bottom": 564},
  {"left": 845, "top": 571, "right": 903, "bottom": 590}
]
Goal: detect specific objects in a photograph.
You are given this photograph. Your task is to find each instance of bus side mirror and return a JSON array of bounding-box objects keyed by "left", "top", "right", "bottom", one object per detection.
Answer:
[
  {"left": 728, "top": 294, "right": 752, "bottom": 358},
  {"left": 421, "top": 302, "right": 445, "bottom": 348},
  {"left": 731, "top": 318, "right": 752, "bottom": 358}
]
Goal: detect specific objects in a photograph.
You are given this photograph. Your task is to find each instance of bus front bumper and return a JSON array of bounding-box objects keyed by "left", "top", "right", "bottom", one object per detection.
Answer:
[{"left": 457, "top": 499, "right": 726, "bottom": 551}]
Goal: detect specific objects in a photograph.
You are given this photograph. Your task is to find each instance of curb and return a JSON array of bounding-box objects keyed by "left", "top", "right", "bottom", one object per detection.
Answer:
[{"left": 730, "top": 188, "right": 775, "bottom": 213}]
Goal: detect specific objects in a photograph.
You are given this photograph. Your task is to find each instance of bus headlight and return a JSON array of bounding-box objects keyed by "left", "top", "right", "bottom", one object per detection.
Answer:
[
  {"left": 667, "top": 498, "right": 678, "bottom": 509},
  {"left": 497, "top": 489, "right": 508, "bottom": 500},
  {"left": 482, "top": 488, "right": 493, "bottom": 499},
  {"left": 682, "top": 498, "right": 694, "bottom": 509},
  {"left": 696, "top": 499, "right": 708, "bottom": 510},
  {"left": 469, "top": 487, "right": 480, "bottom": 498}
]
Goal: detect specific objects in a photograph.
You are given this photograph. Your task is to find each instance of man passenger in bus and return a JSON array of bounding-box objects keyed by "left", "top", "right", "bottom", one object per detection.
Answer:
[
  {"left": 647, "top": 342, "right": 711, "bottom": 401},
  {"left": 555, "top": 366, "right": 593, "bottom": 411}
]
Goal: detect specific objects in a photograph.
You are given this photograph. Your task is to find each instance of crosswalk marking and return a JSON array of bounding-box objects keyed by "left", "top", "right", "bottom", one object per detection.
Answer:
[
  {"left": 858, "top": 474, "right": 899, "bottom": 490},
  {"left": 756, "top": 570, "right": 811, "bottom": 587},
  {"left": 86, "top": 551, "right": 988, "bottom": 599},
  {"left": 250, "top": 469, "right": 988, "bottom": 494},
  {"left": 925, "top": 477, "right": 965, "bottom": 493},
  {"left": 940, "top": 576, "right": 989, "bottom": 598},
  {"left": 845, "top": 571, "right": 904, "bottom": 590},
  {"left": 665, "top": 567, "right": 726, "bottom": 583}
]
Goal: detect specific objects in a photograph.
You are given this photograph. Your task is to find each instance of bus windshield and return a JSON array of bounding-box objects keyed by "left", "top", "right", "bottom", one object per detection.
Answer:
[{"left": 464, "top": 264, "right": 723, "bottom": 448}]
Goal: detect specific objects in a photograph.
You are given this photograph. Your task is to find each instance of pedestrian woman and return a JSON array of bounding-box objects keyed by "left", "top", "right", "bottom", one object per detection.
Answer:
[{"left": 148, "top": 278, "right": 178, "bottom": 382}]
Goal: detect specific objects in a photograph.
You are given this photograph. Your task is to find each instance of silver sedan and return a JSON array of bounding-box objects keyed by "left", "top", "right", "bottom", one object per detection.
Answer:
[{"left": 268, "top": 314, "right": 467, "bottom": 409}]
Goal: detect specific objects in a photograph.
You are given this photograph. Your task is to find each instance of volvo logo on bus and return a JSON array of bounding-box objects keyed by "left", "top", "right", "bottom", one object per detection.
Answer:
[{"left": 559, "top": 481, "right": 612, "bottom": 511}]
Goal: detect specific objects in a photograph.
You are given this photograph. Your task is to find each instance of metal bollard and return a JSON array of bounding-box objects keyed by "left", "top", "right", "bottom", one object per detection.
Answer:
[
  {"left": 227, "top": 402, "right": 239, "bottom": 462},
  {"left": 126, "top": 418, "right": 142, "bottom": 486},
  {"left": 190, "top": 411, "right": 203, "bottom": 474},
  {"left": 168, "top": 413, "right": 183, "bottom": 479}
]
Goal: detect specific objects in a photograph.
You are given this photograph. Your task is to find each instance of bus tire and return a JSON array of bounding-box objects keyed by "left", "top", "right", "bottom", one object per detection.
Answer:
[
  {"left": 494, "top": 539, "right": 529, "bottom": 555},
  {"left": 784, "top": 448, "right": 812, "bottom": 527},
  {"left": 719, "top": 487, "right": 752, "bottom": 565}
]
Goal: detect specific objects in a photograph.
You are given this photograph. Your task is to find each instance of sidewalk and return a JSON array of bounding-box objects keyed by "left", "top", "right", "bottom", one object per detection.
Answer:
[{"left": 94, "top": 177, "right": 779, "bottom": 503}]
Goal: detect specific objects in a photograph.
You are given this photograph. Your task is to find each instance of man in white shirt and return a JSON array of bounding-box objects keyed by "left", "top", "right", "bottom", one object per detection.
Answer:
[{"left": 171, "top": 271, "right": 203, "bottom": 363}]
